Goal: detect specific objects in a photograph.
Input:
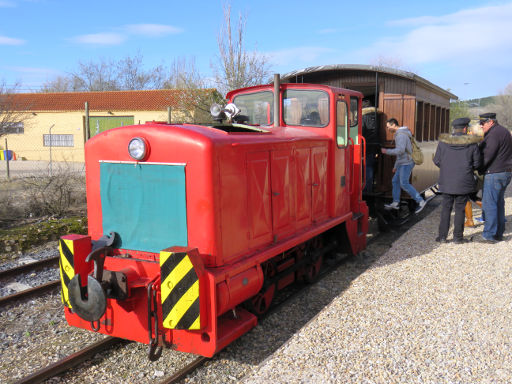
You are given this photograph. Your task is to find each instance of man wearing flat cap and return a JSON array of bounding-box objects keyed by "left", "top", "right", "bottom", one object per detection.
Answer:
[
  {"left": 477, "top": 112, "right": 512, "bottom": 243},
  {"left": 433, "top": 117, "right": 482, "bottom": 243}
]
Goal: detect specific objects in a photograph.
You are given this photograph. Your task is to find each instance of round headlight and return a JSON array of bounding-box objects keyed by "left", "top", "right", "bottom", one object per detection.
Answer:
[{"left": 128, "top": 137, "right": 147, "bottom": 161}]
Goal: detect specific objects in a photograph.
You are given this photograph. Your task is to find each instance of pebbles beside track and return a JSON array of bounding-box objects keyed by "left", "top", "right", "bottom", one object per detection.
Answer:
[
  {"left": 242, "top": 186, "right": 512, "bottom": 384},
  {"left": 2, "top": 188, "right": 511, "bottom": 383},
  {"left": 0, "top": 243, "right": 60, "bottom": 298}
]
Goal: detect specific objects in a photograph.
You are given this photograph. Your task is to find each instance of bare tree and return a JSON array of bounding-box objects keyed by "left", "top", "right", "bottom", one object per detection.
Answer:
[
  {"left": 117, "top": 53, "right": 166, "bottom": 90},
  {"left": 485, "top": 82, "right": 512, "bottom": 129},
  {"left": 163, "top": 57, "right": 223, "bottom": 122},
  {"left": 40, "top": 75, "right": 83, "bottom": 93},
  {"left": 0, "top": 80, "right": 31, "bottom": 138},
  {"left": 213, "top": 3, "right": 272, "bottom": 96},
  {"left": 41, "top": 53, "right": 167, "bottom": 92},
  {"left": 370, "top": 55, "right": 416, "bottom": 73}
]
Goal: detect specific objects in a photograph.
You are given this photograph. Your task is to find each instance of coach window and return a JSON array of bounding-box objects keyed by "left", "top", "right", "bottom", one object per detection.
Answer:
[
  {"left": 282, "top": 90, "right": 329, "bottom": 127},
  {"left": 336, "top": 100, "right": 348, "bottom": 147}
]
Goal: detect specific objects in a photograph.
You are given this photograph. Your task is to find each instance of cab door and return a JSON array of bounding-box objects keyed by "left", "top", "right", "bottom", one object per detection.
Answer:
[
  {"left": 348, "top": 96, "right": 363, "bottom": 210},
  {"left": 334, "top": 96, "right": 350, "bottom": 215}
]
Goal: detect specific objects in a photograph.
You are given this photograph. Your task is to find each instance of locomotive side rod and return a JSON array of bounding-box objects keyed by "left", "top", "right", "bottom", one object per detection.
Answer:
[{"left": 13, "top": 337, "right": 124, "bottom": 384}]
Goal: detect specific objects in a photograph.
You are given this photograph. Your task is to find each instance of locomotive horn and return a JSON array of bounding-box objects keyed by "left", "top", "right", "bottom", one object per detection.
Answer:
[{"left": 68, "top": 274, "right": 107, "bottom": 322}]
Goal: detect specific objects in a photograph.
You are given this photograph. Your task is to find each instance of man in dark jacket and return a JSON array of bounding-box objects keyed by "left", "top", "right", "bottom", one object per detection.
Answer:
[
  {"left": 477, "top": 112, "right": 512, "bottom": 243},
  {"left": 433, "top": 117, "right": 482, "bottom": 243},
  {"left": 361, "top": 100, "right": 380, "bottom": 193}
]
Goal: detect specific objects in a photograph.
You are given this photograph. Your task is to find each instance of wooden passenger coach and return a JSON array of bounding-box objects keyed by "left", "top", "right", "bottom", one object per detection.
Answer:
[{"left": 282, "top": 64, "right": 458, "bottom": 196}]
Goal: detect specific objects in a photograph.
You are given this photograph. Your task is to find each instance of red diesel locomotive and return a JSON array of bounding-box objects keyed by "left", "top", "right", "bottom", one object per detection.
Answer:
[{"left": 59, "top": 76, "right": 368, "bottom": 359}]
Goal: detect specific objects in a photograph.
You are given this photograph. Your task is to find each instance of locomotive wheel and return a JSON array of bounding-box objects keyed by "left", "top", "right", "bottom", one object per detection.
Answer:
[
  {"left": 303, "top": 237, "right": 323, "bottom": 283},
  {"left": 303, "top": 255, "right": 323, "bottom": 283},
  {"left": 246, "top": 260, "right": 276, "bottom": 315},
  {"left": 247, "top": 284, "right": 276, "bottom": 315}
]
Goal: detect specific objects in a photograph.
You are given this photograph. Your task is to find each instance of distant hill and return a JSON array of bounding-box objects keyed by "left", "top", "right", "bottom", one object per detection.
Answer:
[{"left": 462, "top": 96, "right": 495, "bottom": 108}]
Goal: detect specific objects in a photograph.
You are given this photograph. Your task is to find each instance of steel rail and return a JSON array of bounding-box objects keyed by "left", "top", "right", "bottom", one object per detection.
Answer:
[
  {"left": 13, "top": 337, "right": 123, "bottom": 384},
  {"left": 0, "top": 256, "right": 59, "bottom": 279},
  {"left": 0, "top": 280, "right": 60, "bottom": 307},
  {"left": 159, "top": 356, "right": 210, "bottom": 384}
]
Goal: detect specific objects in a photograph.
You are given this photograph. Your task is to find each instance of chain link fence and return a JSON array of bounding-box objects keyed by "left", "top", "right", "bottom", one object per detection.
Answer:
[{"left": 0, "top": 137, "right": 86, "bottom": 227}]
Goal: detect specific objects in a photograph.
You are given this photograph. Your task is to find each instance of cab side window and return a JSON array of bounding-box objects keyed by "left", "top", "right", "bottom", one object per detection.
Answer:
[
  {"left": 337, "top": 100, "right": 348, "bottom": 147},
  {"left": 350, "top": 98, "right": 359, "bottom": 127}
]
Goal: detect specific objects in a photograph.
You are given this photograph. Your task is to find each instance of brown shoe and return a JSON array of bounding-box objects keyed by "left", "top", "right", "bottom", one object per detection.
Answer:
[{"left": 464, "top": 220, "right": 474, "bottom": 227}]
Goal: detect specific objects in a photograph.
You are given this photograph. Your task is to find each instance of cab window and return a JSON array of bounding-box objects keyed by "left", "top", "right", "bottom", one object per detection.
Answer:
[
  {"left": 337, "top": 100, "right": 348, "bottom": 147},
  {"left": 232, "top": 91, "right": 273, "bottom": 126},
  {"left": 350, "top": 98, "right": 359, "bottom": 127},
  {"left": 283, "top": 90, "right": 329, "bottom": 127}
]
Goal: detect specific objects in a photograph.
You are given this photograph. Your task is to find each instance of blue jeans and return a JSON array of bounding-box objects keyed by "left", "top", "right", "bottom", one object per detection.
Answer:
[
  {"left": 482, "top": 171, "right": 512, "bottom": 239},
  {"left": 392, "top": 162, "right": 422, "bottom": 203}
]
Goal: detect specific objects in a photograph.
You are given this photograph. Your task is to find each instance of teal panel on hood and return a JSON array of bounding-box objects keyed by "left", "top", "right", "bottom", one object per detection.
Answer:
[{"left": 100, "top": 162, "right": 187, "bottom": 253}]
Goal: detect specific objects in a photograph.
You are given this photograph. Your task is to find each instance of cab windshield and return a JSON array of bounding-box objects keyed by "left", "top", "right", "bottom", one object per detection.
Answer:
[
  {"left": 232, "top": 91, "right": 274, "bottom": 126},
  {"left": 283, "top": 90, "right": 329, "bottom": 127}
]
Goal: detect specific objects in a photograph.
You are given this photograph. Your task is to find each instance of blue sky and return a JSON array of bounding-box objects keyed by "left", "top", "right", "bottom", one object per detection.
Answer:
[{"left": 1, "top": 0, "right": 511, "bottom": 100}]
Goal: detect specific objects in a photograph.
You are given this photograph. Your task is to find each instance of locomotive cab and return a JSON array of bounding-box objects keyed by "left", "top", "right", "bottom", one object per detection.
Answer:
[{"left": 59, "top": 79, "right": 368, "bottom": 359}]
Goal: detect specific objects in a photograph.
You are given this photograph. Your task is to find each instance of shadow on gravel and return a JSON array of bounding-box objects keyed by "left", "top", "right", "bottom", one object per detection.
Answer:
[{"left": 199, "top": 195, "right": 444, "bottom": 379}]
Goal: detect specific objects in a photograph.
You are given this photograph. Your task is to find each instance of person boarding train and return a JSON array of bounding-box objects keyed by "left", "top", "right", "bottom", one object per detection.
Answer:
[{"left": 381, "top": 118, "right": 426, "bottom": 214}]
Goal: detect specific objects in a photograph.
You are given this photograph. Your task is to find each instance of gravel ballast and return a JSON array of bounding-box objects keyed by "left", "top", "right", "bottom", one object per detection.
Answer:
[
  {"left": 243, "top": 187, "right": 512, "bottom": 383},
  {"left": 1, "top": 187, "right": 510, "bottom": 383}
]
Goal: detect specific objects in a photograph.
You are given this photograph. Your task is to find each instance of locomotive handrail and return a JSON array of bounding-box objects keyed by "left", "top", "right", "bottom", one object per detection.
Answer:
[
  {"left": 347, "top": 137, "right": 355, "bottom": 195},
  {"left": 360, "top": 135, "right": 366, "bottom": 191}
]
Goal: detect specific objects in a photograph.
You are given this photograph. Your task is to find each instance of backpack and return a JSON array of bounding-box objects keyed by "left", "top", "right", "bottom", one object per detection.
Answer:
[{"left": 408, "top": 136, "right": 424, "bottom": 165}]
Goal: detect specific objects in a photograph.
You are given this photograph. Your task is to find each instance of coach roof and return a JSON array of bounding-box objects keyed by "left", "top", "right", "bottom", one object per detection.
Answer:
[{"left": 281, "top": 64, "right": 458, "bottom": 100}]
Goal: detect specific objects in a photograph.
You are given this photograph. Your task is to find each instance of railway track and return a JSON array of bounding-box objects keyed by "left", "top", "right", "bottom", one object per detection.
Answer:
[
  {"left": 13, "top": 337, "right": 124, "bottom": 384},
  {"left": 12, "top": 335, "right": 209, "bottom": 384},
  {"left": 0, "top": 256, "right": 59, "bottom": 279},
  {"left": 0, "top": 279, "right": 60, "bottom": 307},
  {"left": 0, "top": 256, "right": 60, "bottom": 307},
  {"left": 158, "top": 356, "right": 210, "bottom": 384}
]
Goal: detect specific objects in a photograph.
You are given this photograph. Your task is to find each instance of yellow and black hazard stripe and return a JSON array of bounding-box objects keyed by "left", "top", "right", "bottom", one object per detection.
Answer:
[
  {"left": 59, "top": 238, "right": 75, "bottom": 307},
  {"left": 160, "top": 250, "right": 200, "bottom": 330}
]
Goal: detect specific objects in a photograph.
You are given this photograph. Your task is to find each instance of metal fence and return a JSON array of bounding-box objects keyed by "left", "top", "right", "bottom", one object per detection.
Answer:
[
  {"left": 1, "top": 137, "right": 85, "bottom": 179},
  {"left": 1, "top": 137, "right": 86, "bottom": 225}
]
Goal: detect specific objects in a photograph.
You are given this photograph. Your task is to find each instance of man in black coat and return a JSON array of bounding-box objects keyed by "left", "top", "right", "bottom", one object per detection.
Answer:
[
  {"left": 477, "top": 112, "right": 512, "bottom": 242},
  {"left": 433, "top": 117, "right": 482, "bottom": 243},
  {"left": 361, "top": 100, "right": 380, "bottom": 193}
]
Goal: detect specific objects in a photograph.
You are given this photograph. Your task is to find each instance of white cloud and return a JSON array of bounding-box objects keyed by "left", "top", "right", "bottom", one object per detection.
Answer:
[
  {"left": 70, "top": 24, "right": 182, "bottom": 46},
  {"left": 0, "top": 35, "right": 25, "bottom": 45},
  {"left": 356, "top": 3, "right": 512, "bottom": 65},
  {"left": 72, "top": 33, "right": 126, "bottom": 45},
  {"left": 124, "top": 24, "right": 183, "bottom": 37},
  {"left": 265, "top": 46, "right": 335, "bottom": 66}
]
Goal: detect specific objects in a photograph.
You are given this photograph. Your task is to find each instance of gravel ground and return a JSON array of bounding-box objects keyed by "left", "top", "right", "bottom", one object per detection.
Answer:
[
  {"left": 1, "top": 187, "right": 510, "bottom": 384},
  {"left": 242, "top": 186, "right": 512, "bottom": 384}
]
